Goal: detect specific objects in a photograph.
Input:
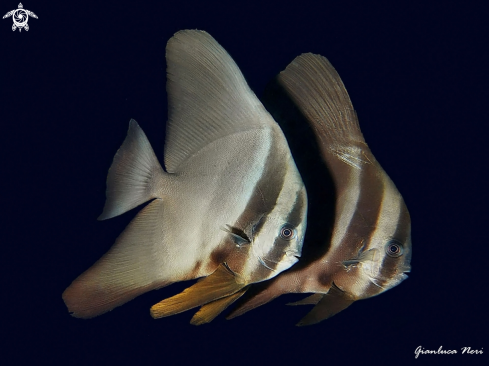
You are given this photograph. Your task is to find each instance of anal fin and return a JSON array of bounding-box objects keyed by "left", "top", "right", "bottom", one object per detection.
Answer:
[
  {"left": 190, "top": 286, "right": 249, "bottom": 325},
  {"left": 63, "top": 199, "right": 169, "bottom": 318},
  {"left": 150, "top": 264, "right": 245, "bottom": 319}
]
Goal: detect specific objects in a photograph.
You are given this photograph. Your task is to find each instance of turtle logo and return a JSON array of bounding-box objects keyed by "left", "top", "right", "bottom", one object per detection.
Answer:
[{"left": 3, "top": 3, "right": 38, "bottom": 32}]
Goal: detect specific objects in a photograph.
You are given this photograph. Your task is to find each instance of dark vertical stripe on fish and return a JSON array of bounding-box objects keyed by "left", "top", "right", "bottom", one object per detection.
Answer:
[
  {"left": 339, "top": 159, "right": 386, "bottom": 256},
  {"left": 208, "top": 130, "right": 288, "bottom": 273}
]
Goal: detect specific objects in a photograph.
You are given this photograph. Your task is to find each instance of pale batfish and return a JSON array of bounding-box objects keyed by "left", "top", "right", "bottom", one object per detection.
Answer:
[
  {"left": 224, "top": 53, "right": 412, "bottom": 325},
  {"left": 62, "top": 30, "right": 307, "bottom": 319}
]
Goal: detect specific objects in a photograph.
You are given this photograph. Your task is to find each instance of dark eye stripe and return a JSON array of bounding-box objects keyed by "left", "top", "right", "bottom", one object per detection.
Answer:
[
  {"left": 391, "top": 201, "right": 411, "bottom": 245},
  {"left": 285, "top": 187, "right": 307, "bottom": 228},
  {"left": 252, "top": 186, "right": 305, "bottom": 241},
  {"left": 332, "top": 159, "right": 386, "bottom": 255},
  {"left": 232, "top": 132, "right": 287, "bottom": 237}
]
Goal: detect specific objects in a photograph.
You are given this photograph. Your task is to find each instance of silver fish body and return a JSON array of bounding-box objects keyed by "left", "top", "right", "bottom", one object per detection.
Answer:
[
  {"left": 62, "top": 30, "right": 307, "bottom": 319},
  {"left": 226, "top": 53, "right": 412, "bottom": 325}
]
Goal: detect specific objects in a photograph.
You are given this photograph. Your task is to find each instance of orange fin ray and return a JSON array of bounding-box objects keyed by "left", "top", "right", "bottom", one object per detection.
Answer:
[
  {"left": 190, "top": 286, "right": 249, "bottom": 325},
  {"left": 150, "top": 264, "right": 244, "bottom": 319}
]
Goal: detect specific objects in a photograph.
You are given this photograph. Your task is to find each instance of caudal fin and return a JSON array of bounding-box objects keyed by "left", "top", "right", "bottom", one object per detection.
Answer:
[{"left": 98, "top": 119, "right": 166, "bottom": 220}]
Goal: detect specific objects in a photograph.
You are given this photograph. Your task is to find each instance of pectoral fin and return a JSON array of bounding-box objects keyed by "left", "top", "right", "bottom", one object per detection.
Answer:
[
  {"left": 150, "top": 264, "right": 245, "bottom": 319},
  {"left": 190, "top": 286, "right": 249, "bottom": 325},
  {"left": 296, "top": 284, "right": 355, "bottom": 326}
]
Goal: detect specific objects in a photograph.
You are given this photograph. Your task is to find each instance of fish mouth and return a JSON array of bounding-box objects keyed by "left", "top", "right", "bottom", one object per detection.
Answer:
[
  {"left": 396, "top": 272, "right": 409, "bottom": 283},
  {"left": 285, "top": 250, "right": 301, "bottom": 259}
]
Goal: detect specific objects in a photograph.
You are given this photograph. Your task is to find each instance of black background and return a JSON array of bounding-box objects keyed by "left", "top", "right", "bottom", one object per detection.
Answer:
[{"left": 1, "top": 1, "right": 487, "bottom": 365}]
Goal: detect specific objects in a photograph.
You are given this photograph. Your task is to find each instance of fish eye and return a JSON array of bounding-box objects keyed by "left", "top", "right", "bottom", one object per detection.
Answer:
[
  {"left": 385, "top": 240, "right": 403, "bottom": 258},
  {"left": 280, "top": 225, "right": 296, "bottom": 240}
]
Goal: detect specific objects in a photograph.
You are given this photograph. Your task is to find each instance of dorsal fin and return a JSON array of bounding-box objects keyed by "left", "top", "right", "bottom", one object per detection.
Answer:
[
  {"left": 164, "top": 30, "right": 276, "bottom": 173},
  {"left": 277, "top": 53, "right": 365, "bottom": 146}
]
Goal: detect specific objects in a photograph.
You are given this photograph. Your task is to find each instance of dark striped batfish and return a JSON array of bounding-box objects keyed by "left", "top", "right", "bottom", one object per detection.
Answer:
[
  {"left": 220, "top": 53, "right": 412, "bottom": 325},
  {"left": 62, "top": 30, "right": 307, "bottom": 320}
]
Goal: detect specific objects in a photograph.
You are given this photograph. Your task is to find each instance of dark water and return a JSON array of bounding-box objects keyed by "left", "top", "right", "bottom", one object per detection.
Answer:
[{"left": 1, "top": 1, "right": 487, "bottom": 365}]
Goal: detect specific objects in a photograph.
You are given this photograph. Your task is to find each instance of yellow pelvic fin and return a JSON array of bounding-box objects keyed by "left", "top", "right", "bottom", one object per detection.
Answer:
[
  {"left": 150, "top": 263, "right": 244, "bottom": 319},
  {"left": 190, "top": 286, "right": 249, "bottom": 325}
]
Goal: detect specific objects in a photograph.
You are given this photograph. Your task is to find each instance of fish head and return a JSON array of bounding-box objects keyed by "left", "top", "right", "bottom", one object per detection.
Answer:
[
  {"left": 235, "top": 182, "right": 307, "bottom": 284},
  {"left": 335, "top": 177, "right": 412, "bottom": 300}
]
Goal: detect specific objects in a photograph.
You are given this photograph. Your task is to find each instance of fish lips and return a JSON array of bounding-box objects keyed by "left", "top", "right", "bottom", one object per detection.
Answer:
[
  {"left": 400, "top": 264, "right": 412, "bottom": 278},
  {"left": 286, "top": 249, "right": 302, "bottom": 259},
  {"left": 388, "top": 268, "right": 411, "bottom": 289},
  {"left": 281, "top": 249, "right": 302, "bottom": 267}
]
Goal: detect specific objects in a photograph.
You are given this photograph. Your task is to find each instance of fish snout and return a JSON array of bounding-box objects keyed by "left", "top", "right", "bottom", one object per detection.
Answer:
[{"left": 401, "top": 264, "right": 411, "bottom": 274}]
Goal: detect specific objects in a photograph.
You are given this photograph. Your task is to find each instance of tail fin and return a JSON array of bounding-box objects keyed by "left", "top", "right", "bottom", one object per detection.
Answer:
[
  {"left": 62, "top": 199, "right": 169, "bottom": 318},
  {"left": 98, "top": 119, "right": 166, "bottom": 220}
]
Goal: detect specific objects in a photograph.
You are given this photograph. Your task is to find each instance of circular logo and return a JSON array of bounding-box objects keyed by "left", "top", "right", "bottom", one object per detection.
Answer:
[{"left": 13, "top": 9, "right": 28, "bottom": 27}]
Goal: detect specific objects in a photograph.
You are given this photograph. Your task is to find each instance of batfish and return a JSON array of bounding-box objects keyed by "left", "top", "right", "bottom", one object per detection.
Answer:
[
  {"left": 62, "top": 30, "right": 307, "bottom": 319},
  {"left": 219, "top": 53, "right": 412, "bottom": 325}
]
